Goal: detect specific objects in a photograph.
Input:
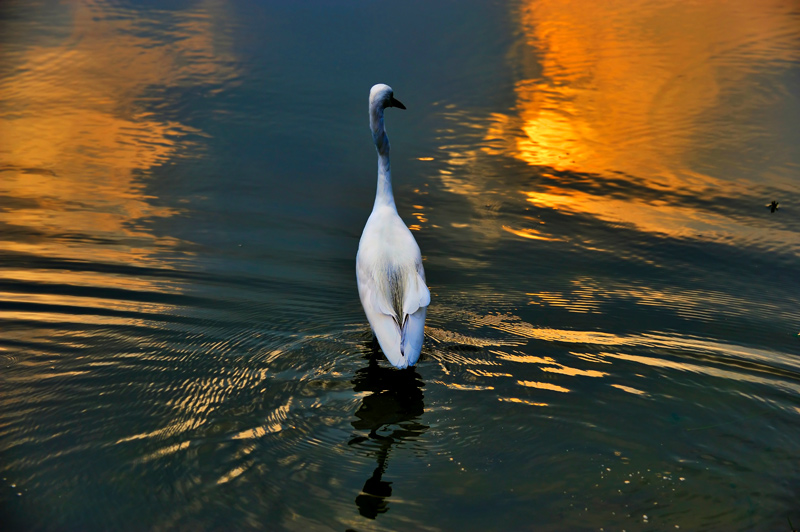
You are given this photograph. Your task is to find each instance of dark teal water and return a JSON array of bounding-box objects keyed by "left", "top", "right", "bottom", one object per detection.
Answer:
[{"left": 2, "top": 0, "right": 800, "bottom": 530}]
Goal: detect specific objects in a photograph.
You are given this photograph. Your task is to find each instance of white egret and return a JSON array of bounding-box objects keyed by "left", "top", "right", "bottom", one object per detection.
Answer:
[{"left": 356, "top": 84, "right": 430, "bottom": 369}]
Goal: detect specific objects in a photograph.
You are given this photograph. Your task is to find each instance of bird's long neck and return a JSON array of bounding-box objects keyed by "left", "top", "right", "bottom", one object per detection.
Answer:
[{"left": 370, "top": 106, "right": 396, "bottom": 210}]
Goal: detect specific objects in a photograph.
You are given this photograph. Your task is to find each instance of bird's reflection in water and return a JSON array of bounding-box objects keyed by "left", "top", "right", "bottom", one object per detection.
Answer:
[{"left": 349, "top": 346, "right": 428, "bottom": 519}]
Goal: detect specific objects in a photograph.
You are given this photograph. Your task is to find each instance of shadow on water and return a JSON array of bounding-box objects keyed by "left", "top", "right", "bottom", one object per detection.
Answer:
[{"left": 348, "top": 343, "right": 428, "bottom": 520}]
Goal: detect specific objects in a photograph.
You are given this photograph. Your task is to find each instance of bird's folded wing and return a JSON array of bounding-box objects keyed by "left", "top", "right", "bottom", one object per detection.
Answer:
[
  {"left": 402, "top": 270, "right": 430, "bottom": 317},
  {"left": 358, "top": 270, "right": 397, "bottom": 319}
]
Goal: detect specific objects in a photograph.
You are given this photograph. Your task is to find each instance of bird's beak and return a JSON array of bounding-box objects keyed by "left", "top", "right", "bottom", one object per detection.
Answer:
[{"left": 389, "top": 96, "right": 406, "bottom": 110}]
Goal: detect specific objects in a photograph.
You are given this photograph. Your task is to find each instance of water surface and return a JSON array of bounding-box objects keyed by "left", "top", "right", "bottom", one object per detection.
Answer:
[{"left": 2, "top": 0, "right": 800, "bottom": 530}]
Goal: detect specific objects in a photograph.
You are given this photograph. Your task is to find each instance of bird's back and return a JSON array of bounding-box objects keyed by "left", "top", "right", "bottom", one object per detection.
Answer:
[{"left": 357, "top": 206, "right": 429, "bottom": 368}]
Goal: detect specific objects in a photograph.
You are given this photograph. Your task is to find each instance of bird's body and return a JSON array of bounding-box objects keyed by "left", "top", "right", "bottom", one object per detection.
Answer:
[{"left": 357, "top": 84, "right": 430, "bottom": 369}]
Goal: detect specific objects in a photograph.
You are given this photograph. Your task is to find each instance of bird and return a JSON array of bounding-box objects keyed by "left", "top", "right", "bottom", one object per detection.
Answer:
[{"left": 356, "top": 84, "right": 430, "bottom": 369}]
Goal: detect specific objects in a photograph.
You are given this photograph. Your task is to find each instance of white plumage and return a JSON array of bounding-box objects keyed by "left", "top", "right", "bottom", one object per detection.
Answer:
[{"left": 356, "top": 84, "right": 430, "bottom": 369}]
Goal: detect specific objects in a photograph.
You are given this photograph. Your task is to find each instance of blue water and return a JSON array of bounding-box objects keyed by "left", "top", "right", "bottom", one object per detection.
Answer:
[{"left": 2, "top": 0, "right": 800, "bottom": 530}]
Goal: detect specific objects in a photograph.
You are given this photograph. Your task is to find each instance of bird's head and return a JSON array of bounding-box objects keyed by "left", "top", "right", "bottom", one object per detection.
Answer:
[{"left": 369, "top": 84, "right": 406, "bottom": 111}]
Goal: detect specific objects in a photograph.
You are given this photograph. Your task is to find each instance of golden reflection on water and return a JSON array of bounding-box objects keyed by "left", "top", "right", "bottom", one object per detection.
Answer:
[
  {"left": 436, "top": 0, "right": 799, "bottom": 245},
  {"left": 0, "top": 0, "right": 237, "bottom": 269},
  {"left": 610, "top": 384, "right": 647, "bottom": 396},
  {"left": 517, "top": 380, "right": 570, "bottom": 393},
  {"left": 429, "top": 306, "right": 800, "bottom": 405},
  {"left": 502, "top": 0, "right": 798, "bottom": 178}
]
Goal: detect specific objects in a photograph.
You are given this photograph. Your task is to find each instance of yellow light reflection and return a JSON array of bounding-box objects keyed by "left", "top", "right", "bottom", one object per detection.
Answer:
[
  {"left": 541, "top": 366, "right": 608, "bottom": 378},
  {"left": 467, "top": 369, "right": 514, "bottom": 378},
  {"left": 0, "top": 0, "right": 240, "bottom": 361},
  {"left": 467, "top": 311, "right": 629, "bottom": 345},
  {"left": 610, "top": 384, "right": 647, "bottom": 396},
  {"left": 495, "top": 352, "right": 557, "bottom": 365},
  {"left": 517, "top": 380, "right": 570, "bottom": 393},
  {"left": 434, "top": 381, "right": 496, "bottom": 392},
  {"left": 501, "top": 0, "right": 798, "bottom": 180},
  {"left": 501, "top": 225, "right": 561, "bottom": 242},
  {"left": 499, "top": 397, "right": 549, "bottom": 407},
  {"left": 497, "top": 0, "right": 799, "bottom": 242},
  {"left": 0, "top": 0, "right": 237, "bottom": 269},
  {"left": 495, "top": 349, "right": 608, "bottom": 378},
  {"left": 436, "top": 0, "right": 799, "bottom": 247}
]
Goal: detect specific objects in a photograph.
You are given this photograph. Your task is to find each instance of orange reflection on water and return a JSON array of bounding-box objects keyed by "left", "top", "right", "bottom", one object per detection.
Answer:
[
  {"left": 501, "top": 224, "right": 560, "bottom": 242},
  {"left": 541, "top": 366, "right": 607, "bottom": 378},
  {"left": 497, "top": 0, "right": 798, "bottom": 180},
  {"left": 498, "top": 397, "right": 549, "bottom": 407},
  {"left": 437, "top": 0, "right": 800, "bottom": 246},
  {"left": 517, "top": 380, "right": 570, "bottom": 393},
  {"left": 0, "top": 0, "right": 237, "bottom": 268},
  {"left": 610, "top": 384, "right": 647, "bottom": 396},
  {"left": 496, "top": 349, "right": 608, "bottom": 378}
]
